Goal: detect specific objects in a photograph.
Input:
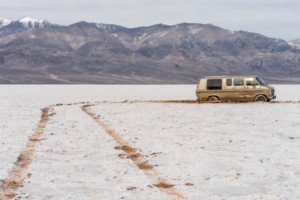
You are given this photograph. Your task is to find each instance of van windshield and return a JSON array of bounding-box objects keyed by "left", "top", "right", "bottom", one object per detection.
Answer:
[{"left": 256, "top": 77, "right": 268, "bottom": 85}]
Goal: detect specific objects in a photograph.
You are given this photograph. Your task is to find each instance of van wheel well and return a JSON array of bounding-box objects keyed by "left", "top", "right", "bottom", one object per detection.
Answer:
[
  {"left": 255, "top": 94, "right": 268, "bottom": 102},
  {"left": 207, "top": 96, "right": 219, "bottom": 102}
]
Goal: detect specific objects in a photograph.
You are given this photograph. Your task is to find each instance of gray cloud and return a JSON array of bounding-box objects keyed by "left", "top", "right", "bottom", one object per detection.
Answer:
[{"left": 0, "top": 0, "right": 299, "bottom": 40}]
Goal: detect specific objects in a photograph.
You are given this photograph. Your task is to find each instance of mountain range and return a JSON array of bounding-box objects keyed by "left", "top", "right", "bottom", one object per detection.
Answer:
[{"left": 0, "top": 17, "right": 300, "bottom": 84}]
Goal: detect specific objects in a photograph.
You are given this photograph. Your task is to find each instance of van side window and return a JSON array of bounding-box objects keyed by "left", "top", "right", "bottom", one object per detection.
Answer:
[
  {"left": 207, "top": 79, "right": 222, "bottom": 90},
  {"left": 246, "top": 79, "right": 253, "bottom": 86},
  {"left": 226, "top": 79, "right": 232, "bottom": 86},
  {"left": 233, "top": 78, "right": 244, "bottom": 86}
]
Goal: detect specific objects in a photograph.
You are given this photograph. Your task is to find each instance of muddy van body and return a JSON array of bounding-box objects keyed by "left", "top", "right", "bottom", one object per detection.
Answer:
[{"left": 196, "top": 76, "right": 276, "bottom": 102}]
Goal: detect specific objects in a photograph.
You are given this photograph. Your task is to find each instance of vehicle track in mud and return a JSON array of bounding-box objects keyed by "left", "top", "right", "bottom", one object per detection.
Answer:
[
  {"left": 0, "top": 107, "right": 52, "bottom": 200},
  {"left": 81, "top": 104, "right": 185, "bottom": 200},
  {"left": 1, "top": 99, "right": 299, "bottom": 199},
  {"left": 88, "top": 99, "right": 300, "bottom": 105}
]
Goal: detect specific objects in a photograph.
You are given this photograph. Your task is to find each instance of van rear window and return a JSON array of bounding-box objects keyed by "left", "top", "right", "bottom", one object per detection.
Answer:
[{"left": 207, "top": 79, "right": 222, "bottom": 90}]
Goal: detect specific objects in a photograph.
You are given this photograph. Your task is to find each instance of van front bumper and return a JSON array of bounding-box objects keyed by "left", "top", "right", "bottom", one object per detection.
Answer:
[{"left": 268, "top": 95, "right": 276, "bottom": 100}]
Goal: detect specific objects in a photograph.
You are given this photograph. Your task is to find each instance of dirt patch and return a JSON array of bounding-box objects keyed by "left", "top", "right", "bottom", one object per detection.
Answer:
[
  {"left": 127, "top": 186, "right": 138, "bottom": 191},
  {"left": 138, "top": 162, "right": 154, "bottom": 170},
  {"left": 154, "top": 182, "right": 175, "bottom": 188},
  {"left": 185, "top": 183, "right": 194, "bottom": 186},
  {"left": 151, "top": 100, "right": 197, "bottom": 104},
  {"left": 0, "top": 107, "right": 51, "bottom": 200},
  {"left": 117, "top": 153, "right": 127, "bottom": 159},
  {"left": 116, "top": 145, "right": 136, "bottom": 153},
  {"left": 149, "top": 152, "right": 163, "bottom": 157},
  {"left": 129, "top": 153, "right": 141, "bottom": 160},
  {"left": 49, "top": 111, "right": 56, "bottom": 117},
  {"left": 120, "top": 100, "right": 198, "bottom": 104},
  {"left": 81, "top": 105, "right": 185, "bottom": 200}
]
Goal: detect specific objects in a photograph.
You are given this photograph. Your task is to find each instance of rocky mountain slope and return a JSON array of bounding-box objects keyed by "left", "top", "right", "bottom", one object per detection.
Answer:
[
  {"left": 290, "top": 39, "right": 300, "bottom": 48},
  {"left": 0, "top": 18, "right": 299, "bottom": 84}
]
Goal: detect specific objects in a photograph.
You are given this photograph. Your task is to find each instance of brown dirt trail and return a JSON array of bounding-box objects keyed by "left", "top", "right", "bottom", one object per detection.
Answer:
[
  {"left": 0, "top": 107, "right": 52, "bottom": 200},
  {"left": 81, "top": 104, "right": 186, "bottom": 200}
]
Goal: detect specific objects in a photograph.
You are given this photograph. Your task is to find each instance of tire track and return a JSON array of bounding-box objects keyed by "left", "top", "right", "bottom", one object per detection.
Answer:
[
  {"left": 1, "top": 99, "right": 298, "bottom": 199},
  {"left": 90, "top": 100, "right": 300, "bottom": 105},
  {"left": 0, "top": 107, "right": 52, "bottom": 200},
  {"left": 81, "top": 104, "right": 186, "bottom": 200},
  {"left": 48, "top": 99, "right": 300, "bottom": 107}
]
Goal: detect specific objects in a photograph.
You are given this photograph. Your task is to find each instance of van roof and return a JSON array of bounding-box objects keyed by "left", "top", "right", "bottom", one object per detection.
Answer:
[{"left": 202, "top": 75, "right": 258, "bottom": 79}]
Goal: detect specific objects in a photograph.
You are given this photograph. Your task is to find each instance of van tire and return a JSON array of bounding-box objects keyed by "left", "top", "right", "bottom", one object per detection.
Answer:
[
  {"left": 255, "top": 95, "right": 267, "bottom": 102},
  {"left": 207, "top": 96, "right": 219, "bottom": 102}
]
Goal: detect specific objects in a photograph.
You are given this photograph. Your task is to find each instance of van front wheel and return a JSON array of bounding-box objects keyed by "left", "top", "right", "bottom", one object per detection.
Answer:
[
  {"left": 255, "top": 95, "right": 267, "bottom": 102},
  {"left": 207, "top": 96, "right": 219, "bottom": 103}
]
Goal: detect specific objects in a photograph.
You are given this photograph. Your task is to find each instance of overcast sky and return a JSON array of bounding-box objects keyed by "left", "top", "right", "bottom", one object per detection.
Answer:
[{"left": 1, "top": 0, "right": 299, "bottom": 40}]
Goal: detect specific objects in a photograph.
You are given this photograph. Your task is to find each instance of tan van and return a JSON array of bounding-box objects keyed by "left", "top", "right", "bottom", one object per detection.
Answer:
[{"left": 196, "top": 76, "right": 276, "bottom": 102}]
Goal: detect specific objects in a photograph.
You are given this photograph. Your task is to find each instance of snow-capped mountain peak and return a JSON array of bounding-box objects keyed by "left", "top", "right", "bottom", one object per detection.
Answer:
[
  {"left": 18, "top": 17, "right": 42, "bottom": 23},
  {"left": 17, "top": 17, "right": 50, "bottom": 28},
  {"left": 0, "top": 17, "right": 56, "bottom": 30},
  {"left": 0, "top": 18, "right": 12, "bottom": 28}
]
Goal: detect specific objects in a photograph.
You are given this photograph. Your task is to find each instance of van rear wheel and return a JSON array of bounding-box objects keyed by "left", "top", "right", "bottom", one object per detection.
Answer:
[
  {"left": 207, "top": 96, "right": 219, "bottom": 103},
  {"left": 255, "top": 95, "right": 267, "bottom": 102}
]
